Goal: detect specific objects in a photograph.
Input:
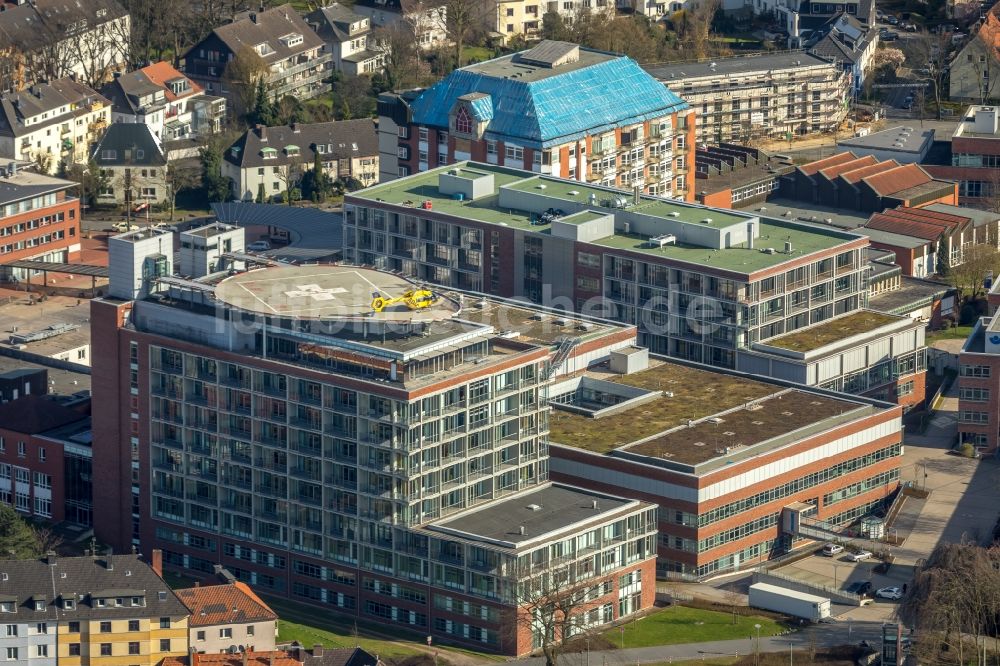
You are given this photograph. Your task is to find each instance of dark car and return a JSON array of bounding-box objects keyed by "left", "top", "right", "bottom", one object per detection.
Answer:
[
  {"left": 847, "top": 581, "right": 873, "bottom": 596},
  {"left": 887, "top": 15, "right": 899, "bottom": 24},
  {"left": 882, "top": 31, "right": 899, "bottom": 41}
]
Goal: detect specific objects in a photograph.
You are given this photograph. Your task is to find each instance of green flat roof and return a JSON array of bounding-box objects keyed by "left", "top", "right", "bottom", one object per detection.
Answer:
[
  {"left": 352, "top": 162, "right": 862, "bottom": 274},
  {"left": 763, "top": 310, "right": 904, "bottom": 352}
]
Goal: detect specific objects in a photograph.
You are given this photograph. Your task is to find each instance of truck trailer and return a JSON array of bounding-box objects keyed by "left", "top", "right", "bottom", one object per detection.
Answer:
[{"left": 748, "top": 582, "right": 832, "bottom": 621}]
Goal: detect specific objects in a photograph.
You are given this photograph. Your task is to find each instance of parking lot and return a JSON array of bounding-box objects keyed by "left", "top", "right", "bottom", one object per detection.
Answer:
[{"left": 774, "top": 548, "right": 903, "bottom": 603}]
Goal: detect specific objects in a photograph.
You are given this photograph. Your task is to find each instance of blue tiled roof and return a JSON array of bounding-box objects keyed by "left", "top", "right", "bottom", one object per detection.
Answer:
[
  {"left": 467, "top": 95, "right": 494, "bottom": 122},
  {"left": 409, "top": 53, "right": 688, "bottom": 149}
]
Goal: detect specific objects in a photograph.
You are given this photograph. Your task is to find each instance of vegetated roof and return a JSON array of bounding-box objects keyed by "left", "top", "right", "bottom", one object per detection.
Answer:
[
  {"left": 798, "top": 151, "right": 859, "bottom": 176},
  {"left": 193, "top": 4, "right": 325, "bottom": 63},
  {"left": 0, "top": 554, "right": 187, "bottom": 621},
  {"left": 762, "top": 309, "right": 902, "bottom": 352},
  {"left": 91, "top": 123, "right": 166, "bottom": 167},
  {"left": 0, "top": 394, "right": 86, "bottom": 434},
  {"left": 408, "top": 42, "right": 689, "bottom": 148},
  {"left": 861, "top": 163, "right": 935, "bottom": 196},
  {"left": 547, "top": 359, "right": 780, "bottom": 453},
  {"left": 225, "top": 120, "right": 378, "bottom": 168},
  {"left": 175, "top": 582, "right": 277, "bottom": 627}
]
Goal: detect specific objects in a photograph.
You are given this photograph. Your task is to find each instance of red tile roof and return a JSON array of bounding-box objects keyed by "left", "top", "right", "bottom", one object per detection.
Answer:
[
  {"left": 163, "top": 652, "right": 299, "bottom": 666},
  {"left": 837, "top": 160, "right": 900, "bottom": 185},
  {"left": 861, "top": 163, "right": 933, "bottom": 196},
  {"left": 140, "top": 61, "right": 202, "bottom": 101},
  {"left": 882, "top": 206, "right": 968, "bottom": 229},
  {"left": 865, "top": 213, "right": 948, "bottom": 240},
  {"left": 818, "top": 155, "right": 879, "bottom": 179},
  {"left": 175, "top": 582, "right": 278, "bottom": 627},
  {"left": 798, "top": 151, "right": 859, "bottom": 176}
]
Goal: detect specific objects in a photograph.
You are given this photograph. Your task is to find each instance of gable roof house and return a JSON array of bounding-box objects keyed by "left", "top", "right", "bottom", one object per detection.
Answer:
[
  {"left": 0, "top": 0, "right": 130, "bottom": 92},
  {"left": 950, "top": 4, "right": 1000, "bottom": 103},
  {"left": 223, "top": 119, "right": 379, "bottom": 201},
  {"left": 809, "top": 13, "right": 879, "bottom": 93},
  {"left": 349, "top": 0, "right": 447, "bottom": 51},
  {"left": 102, "top": 62, "right": 227, "bottom": 142},
  {"left": 181, "top": 5, "right": 332, "bottom": 116},
  {"left": 0, "top": 77, "right": 111, "bottom": 173},
  {"left": 91, "top": 123, "right": 168, "bottom": 207},
  {"left": 305, "top": 4, "right": 384, "bottom": 76},
  {"left": 176, "top": 581, "right": 279, "bottom": 653}
]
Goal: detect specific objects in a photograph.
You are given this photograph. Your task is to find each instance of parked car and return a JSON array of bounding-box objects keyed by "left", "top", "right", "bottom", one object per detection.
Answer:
[
  {"left": 111, "top": 222, "right": 139, "bottom": 232},
  {"left": 247, "top": 240, "right": 271, "bottom": 252},
  {"left": 903, "top": 22, "right": 918, "bottom": 31},
  {"left": 821, "top": 543, "right": 844, "bottom": 556},
  {"left": 882, "top": 31, "right": 899, "bottom": 41},
  {"left": 847, "top": 580, "right": 873, "bottom": 596},
  {"left": 887, "top": 15, "right": 899, "bottom": 24},
  {"left": 848, "top": 550, "right": 873, "bottom": 562},
  {"left": 876, "top": 586, "right": 903, "bottom": 600}
]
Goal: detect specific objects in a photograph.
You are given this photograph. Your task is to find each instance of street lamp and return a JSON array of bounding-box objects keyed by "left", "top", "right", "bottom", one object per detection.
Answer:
[
  {"left": 586, "top": 637, "right": 590, "bottom": 666},
  {"left": 790, "top": 640, "right": 794, "bottom": 666},
  {"left": 754, "top": 623, "right": 762, "bottom": 666},
  {"left": 620, "top": 625, "right": 625, "bottom": 650}
]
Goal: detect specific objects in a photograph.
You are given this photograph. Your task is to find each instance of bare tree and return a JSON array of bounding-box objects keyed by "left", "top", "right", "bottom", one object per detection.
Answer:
[
  {"left": 680, "top": 0, "right": 721, "bottom": 61},
  {"left": 411, "top": 0, "right": 492, "bottom": 69},
  {"left": 164, "top": 163, "right": 201, "bottom": 221},
  {"left": 949, "top": 243, "right": 1000, "bottom": 300},
  {"left": 275, "top": 163, "right": 304, "bottom": 206},
  {"left": 909, "top": 30, "right": 951, "bottom": 119},
  {"left": 372, "top": 22, "right": 423, "bottom": 90},
  {"left": 224, "top": 45, "right": 271, "bottom": 117}
]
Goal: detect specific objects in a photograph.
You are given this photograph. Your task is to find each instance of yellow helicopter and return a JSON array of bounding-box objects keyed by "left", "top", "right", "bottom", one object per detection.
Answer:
[{"left": 370, "top": 288, "right": 439, "bottom": 313}]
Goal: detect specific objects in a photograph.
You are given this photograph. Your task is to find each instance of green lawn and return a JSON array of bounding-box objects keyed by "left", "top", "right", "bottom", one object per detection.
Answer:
[
  {"left": 603, "top": 606, "right": 786, "bottom": 648},
  {"left": 926, "top": 325, "right": 973, "bottom": 345},
  {"left": 276, "top": 619, "right": 425, "bottom": 662},
  {"left": 462, "top": 46, "right": 494, "bottom": 64}
]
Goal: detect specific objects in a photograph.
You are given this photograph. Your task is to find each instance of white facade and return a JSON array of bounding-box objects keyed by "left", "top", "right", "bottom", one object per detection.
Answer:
[
  {"left": 0, "top": 103, "right": 111, "bottom": 175},
  {"left": 178, "top": 224, "right": 245, "bottom": 278},
  {"left": 97, "top": 165, "right": 169, "bottom": 208},
  {"left": 223, "top": 155, "right": 378, "bottom": 203},
  {"left": 108, "top": 228, "right": 175, "bottom": 300},
  {"left": 0, "top": 615, "right": 57, "bottom": 666},
  {"left": 190, "top": 620, "right": 277, "bottom": 654},
  {"left": 351, "top": 4, "right": 447, "bottom": 51}
]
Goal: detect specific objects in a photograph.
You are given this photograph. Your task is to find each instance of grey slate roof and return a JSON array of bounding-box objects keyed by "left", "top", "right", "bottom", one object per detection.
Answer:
[
  {"left": 0, "top": 554, "right": 187, "bottom": 621},
  {"left": 644, "top": 51, "right": 835, "bottom": 81},
  {"left": 305, "top": 3, "right": 368, "bottom": 43},
  {"left": 0, "top": 0, "right": 127, "bottom": 53},
  {"left": 101, "top": 72, "right": 164, "bottom": 116},
  {"left": 92, "top": 123, "right": 167, "bottom": 167},
  {"left": 224, "top": 120, "right": 377, "bottom": 169},
  {"left": 0, "top": 78, "right": 109, "bottom": 138},
  {"left": 837, "top": 126, "right": 934, "bottom": 153},
  {"left": 199, "top": 4, "right": 325, "bottom": 64}
]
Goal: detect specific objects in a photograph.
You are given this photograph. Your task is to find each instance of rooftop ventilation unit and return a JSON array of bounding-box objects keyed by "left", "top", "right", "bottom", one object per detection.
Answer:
[
  {"left": 569, "top": 190, "right": 579, "bottom": 195},
  {"left": 526, "top": 504, "right": 541, "bottom": 511},
  {"left": 648, "top": 233, "right": 677, "bottom": 248},
  {"left": 763, "top": 247, "right": 777, "bottom": 254},
  {"left": 701, "top": 217, "right": 713, "bottom": 224},
  {"left": 536, "top": 184, "right": 546, "bottom": 190},
  {"left": 553, "top": 318, "right": 568, "bottom": 326},
  {"left": 669, "top": 211, "right": 680, "bottom": 217}
]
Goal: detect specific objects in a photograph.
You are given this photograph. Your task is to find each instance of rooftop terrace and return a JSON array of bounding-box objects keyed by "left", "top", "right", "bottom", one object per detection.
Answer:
[
  {"left": 762, "top": 310, "right": 902, "bottom": 352},
  {"left": 352, "top": 163, "right": 862, "bottom": 275}
]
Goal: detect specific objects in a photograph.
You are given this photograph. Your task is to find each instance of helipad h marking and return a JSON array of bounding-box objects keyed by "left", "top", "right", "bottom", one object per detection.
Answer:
[{"left": 284, "top": 284, "right": 348, "bottom": 301}]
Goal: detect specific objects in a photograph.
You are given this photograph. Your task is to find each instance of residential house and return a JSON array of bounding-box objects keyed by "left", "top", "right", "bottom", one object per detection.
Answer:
[
  {"left": 350, "top": 0, "right": 447, "bottom": 51},
  {"left": 0, "top": 393, "right": 92, "bottom": 524},
  {"left": 779, "top": 152, "right": 958, "bottom": 212},
  {"left": 644, "top": 52, "right": 850, "bottom": 145},
  {"left": 923, "top": 105, "right": 1000, "bottom": 205},
  {"left": 305, "top": 4, "right": 383, "bottom": 76},
  {"left": 0, "top": 551, "right": 188, "bottom": 666},
  {"left": 175, "top": 581, "right": 278, "bottom": 653},
  {"left": 91, "top": 123, "right": 168, "bottom": 208},
  {"left": 949, "top": 4, "right": 1000, "bottom": 103},
  {"left": 102, "top": 62, "right": 226, "bottom": 142},
  {"left": 0, "top": 78, "right": 111, "bottom": 173},
  {"left": 222, "top": 120, "right": 378, "bottom": 202},
  {"left": 809, "top": 13, "right": 879, "bottom": 94},
  {"left": 494, "top": 0, "right": 613, "bottom": 41},
  {"left": 182, "top": 5, "right": 332, "bottom": 116},
  {"left": 749, "top": 0, "right": 874, "bottom": 47},
  {"left": 0, "top": 163, "right": 81, "bottom": 275},
  {"left": 378, "top": 41, "right": 696, "bottom": 199},
  {"left": 0, "top": 0, "right": 130, "bottom": 91}
]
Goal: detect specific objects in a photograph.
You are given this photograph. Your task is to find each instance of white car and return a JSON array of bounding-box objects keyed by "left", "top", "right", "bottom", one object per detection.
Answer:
[
  {"left": 112, "top": 222, "right": 139, "bottom": 232},
  {"left": 876, "top": 586, "right": 903, "bottom": 600},
  {"left": 821, "top": 543, "right": 844, "bottom": 556},
  {"left": 848, "top": 550, "right": 873, "bottom": 562},
  {"left": 247, "top": 240, "right": 271, "bottom": 252}
]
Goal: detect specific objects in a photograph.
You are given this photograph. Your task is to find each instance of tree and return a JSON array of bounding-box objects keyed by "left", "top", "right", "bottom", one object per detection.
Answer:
[
  {"left": 422, "top": 0, "right": 493, "bottom": 69},
  {"left": 372, "top": 23, "right": 423, "bottom": 91},
  {"left": 0, "top": 504, "right": 42, "bottom": 559},
  {"left": 949, "top": 243, "right": 1000, "bottom": 300},
  {"left": 164, "top": 163, "right": 201, "bottom": 221},
  {"left": 225, "top": 45, "right": 271, "bottom": 118},
  {"left": 247, "top": 77, "right": 278, "bottom": 127},
  {"left": 513, "top": 564, "right": 604, "bottom": 666},
  {"left": 908, "top": 31, "right": 950, "bottom": 118},
  {"left": 678, "top": 0, "right": 720, "bottom": 61},
  {"left": 200, "top": 141, "right": 233, "bottom": 204},
  {"left": 65, "top": 160, "right": 111, "bottom": 212},
  {"left": 275, "top": 163, "right": 303, "bottom": 206},
  {"left": 301, "top": 151, "right": 334, "bottom": 202}
]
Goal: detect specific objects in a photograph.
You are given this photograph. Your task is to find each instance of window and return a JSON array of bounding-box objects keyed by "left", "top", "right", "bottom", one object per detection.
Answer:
[
  {"left": 68, "top": 621, "right": 79, "bottom": 632},
  {"left": 197, "top": 630, "right": 206, "bottom": 641},
  {"left": 37, "top": 447, "right": 45, "bottom": 462},
  {"left": 220, "top": 628, "right": 233, "bottom": 638},
  {"left": 5, "top": 648, "right": 16, "bottom": 661},
  {"left": 100, "top": 644, "right": 112, "bottom": 656},
  {"left": 4, "top": 625, "right": 15, "bottom": 637},
  {"left": 397, "top": 126, "right": 409, "bottom": 139},
  {"left": 159, "top": 617, "right": 170, "bottom": 629},
  {"left": 101, "top": 149, "right": 117, "bottom": 159},
  {"left": 128, "top": 620, "right": 140, "bottom": 631},
  {"left": 397, "top": 146, "right": 409, "bottom": 160},
  {"left": 504, "top": 145, "right": 523, "bottom": 161},
  {"left": 455, "top": 106, "right": 473, "bottom": 134},
  {"left": 129, "top": 642, "right": 141, "bottom": 655},
  {"left": 69, "top": 644, "right": 80, "bottom": 656},
  {"left": 63, "top": 599, "right": 74, "bottom": 610},
  {"left": 35, "top": 622, "right": 46, "bottom": 633},
  {"left": 100, "top": 621, "right": 112, "bottom": 633},
  {"left": 16, "top": 442, "right": 24, "bottom": 457},
  {"left": 36, "top": 645, "right": 47, "bottom": 658},
  {"left": 960, "top": 387, "right": 990, "bottom": 401},
  {"left": 247, "top": 625, "right": 255, "bottom": 636},
  {"left": 159, "top": 638, "right": 170, "bottom": 651}
]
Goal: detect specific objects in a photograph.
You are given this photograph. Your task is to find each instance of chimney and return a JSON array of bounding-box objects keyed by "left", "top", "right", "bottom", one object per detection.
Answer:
[
  {"left": 105, "top": 547, "right": 114, "bottom": 570},
  {"left": 45, "top": 551, "right": 56, "bottom": 566},
  {"left": 257, "top": 125, "right": 267, "bottom": 142},
  {"left": 313, "top": 645, "right": 324, "bottom": 658},
  {"left": 151, "top": 549, "right": 163, "bottom": 578},
  {"left": 518, "top": 525, "right": 525, "bottom": 535},
  {"left": 746, "top": 221, "right": 755, "bottom": 250},
  {"left": 291, "top": 123, "right": 299, "bottom": 133}
]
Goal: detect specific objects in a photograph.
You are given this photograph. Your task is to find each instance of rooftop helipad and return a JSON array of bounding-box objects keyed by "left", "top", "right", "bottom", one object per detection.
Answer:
[{"left": 213, "top": 265, "right": 462, "bottom": 322}]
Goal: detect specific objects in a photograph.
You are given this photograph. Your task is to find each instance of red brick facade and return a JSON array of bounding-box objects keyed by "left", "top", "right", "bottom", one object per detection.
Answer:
[{"left": 0, "top": 189, "right": 81, "bottom": 267}]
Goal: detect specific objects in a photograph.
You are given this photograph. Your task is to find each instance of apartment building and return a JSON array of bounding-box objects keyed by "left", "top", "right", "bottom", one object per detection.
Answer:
[
  {"left": 349, "top": 0, "right": 447, "bottom": 52},
  {"left": 305, "top": 4, "right": 384, "bottom": 76},
  {"left": 175, "top": 582, "right": 278, "bottom": 653},
  {"left": 345, "top": 162, "right": 927, "bottom": 406},
  {"left": 0, "top": 393, "right": 92, "bottom": 524},
  {"left": 89, "top": 250, "right": 656, "bottom": 654},
  {"left": 549, "top": 350, "right": 903, "bottom": 579},
  {"left": 751, "top": 0, "right": 874, "bottom": 46},
  {"left": 0, "top": 163, "right": 81, "bottom": 279},
  {"left": 0, "top": 552, "right": 189, "bottom": 666},
  {"left": 377, "top": 41, "right": 696, "bottom": 201},
  {"left": 182, "top": 5, "right": 332, "bottom": 115},
  {"left": 223, "top": 120, "right": 379, "bottom": 202},
  {"left": 958, "top": 307, "right": 1000, "bottom": 454},
  {"left": 923, "top": 106, "right": 1000, "bottom": 206},
  {"left": 644, "top": 52, "right": 849, "bottom": 145},
  {"left": 949, "top": 5, "right": 1000, "bottom": 103},
  {"left": 102, "top": 62, "right": 226, "bottom": 142},
  {"left": 808, "top": 14, "right": 879, "bottom": 94},
  {"left": 0, "top": 78, "right": 111, "bottom": 173}
]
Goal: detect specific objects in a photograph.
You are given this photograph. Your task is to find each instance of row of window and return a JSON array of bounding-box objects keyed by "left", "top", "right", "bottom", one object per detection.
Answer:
[
  {"left": 0, "top": 209, "right": 72, "bottom": 236},
  {"left": 62, "top": 639, "right": 173, "bottom": 657},
  {"left": 822, "top": 468, "right": 900, "bottom": 506},
  {"left": 960, "top": 387, "right": 991, "bottom": 402}
]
